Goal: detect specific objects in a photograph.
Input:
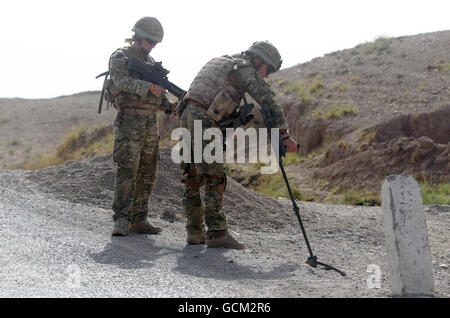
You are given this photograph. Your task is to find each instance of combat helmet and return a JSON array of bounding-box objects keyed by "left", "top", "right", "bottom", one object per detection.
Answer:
[
  {"left": 246, "top": 41, "right": 282, "bottom": 72},
  {"left": 132, "top": 17, "right": 164, "bottom": 43}
]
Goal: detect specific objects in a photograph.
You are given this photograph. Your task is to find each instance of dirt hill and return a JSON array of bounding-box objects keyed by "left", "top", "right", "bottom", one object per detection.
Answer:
[
  {"left": 255, "top": 30, "right": 450, "bottom": 202},
  {"left": 0, "top": 92, "right": 115, "bottom": 169},
  {"left": 0, "top": 31, "right": 448, "bottom": 203}
]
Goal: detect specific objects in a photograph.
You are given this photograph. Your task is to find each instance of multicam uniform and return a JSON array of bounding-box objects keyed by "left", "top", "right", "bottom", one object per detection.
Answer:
[
  {"left": 180, "top": 54, "right": 289, "bottom": 241},
  {"left": 108, "top": 45, "right": 171, "bottom": 223}
]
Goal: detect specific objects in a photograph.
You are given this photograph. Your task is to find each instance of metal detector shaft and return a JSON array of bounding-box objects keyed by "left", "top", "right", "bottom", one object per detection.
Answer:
[
  {"left": 278, "top": 159, "right": 314, "bottom": 258},
  {"left": 278, "top": 155, "right": 346, "bottom": 276}
]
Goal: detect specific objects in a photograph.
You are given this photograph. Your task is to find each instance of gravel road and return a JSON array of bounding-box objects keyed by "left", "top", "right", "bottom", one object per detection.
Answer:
[{"left": 0, "top": 161, "right": 448, "bottom": 297}]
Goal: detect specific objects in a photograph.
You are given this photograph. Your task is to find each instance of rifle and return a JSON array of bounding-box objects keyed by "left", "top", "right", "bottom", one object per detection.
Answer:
[
  {"left": 126, "top": 56, "right": 185, "bottom": 99},
  {"left": 259, "top": 102, "right": 346, "bottom": 276},
  {"left": 217, "top": 102, "right": 255, "bottom": 151},
  {"left": 217, "top": 103, "right": 255, "bottom": 128},
  {"left": 96, "top": 71, "right": 109, "bottom": 114}
]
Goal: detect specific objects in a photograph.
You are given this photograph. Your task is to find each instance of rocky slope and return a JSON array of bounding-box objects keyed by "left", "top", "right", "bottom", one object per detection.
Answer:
[{"left": 265, "top": 31, "right": 449, "bottom": 198}]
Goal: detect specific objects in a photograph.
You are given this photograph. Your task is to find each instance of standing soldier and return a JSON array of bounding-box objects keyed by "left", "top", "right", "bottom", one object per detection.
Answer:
[
  {"left": 179, "top": 41, "right": 299, "bottom": 249},
  {"left": 108, "top": 17, "right": 175, "bottom": 236}
]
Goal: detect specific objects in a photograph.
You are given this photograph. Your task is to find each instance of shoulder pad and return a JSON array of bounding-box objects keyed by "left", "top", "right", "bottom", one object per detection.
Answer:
[
  {"left": 110, "top": 47, "right": 127, "bottom": 59},
  {"left": 231, "top": 55, "right": 251, "bottom": 69}
]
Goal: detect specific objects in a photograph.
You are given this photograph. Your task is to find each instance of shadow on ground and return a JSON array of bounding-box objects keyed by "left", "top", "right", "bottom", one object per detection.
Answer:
[
  {"left": 90, "top": 235, "right": 179, "bottom": 270},
  {"left": 174, "top": 245, "right": 300, "bottom": 281}
]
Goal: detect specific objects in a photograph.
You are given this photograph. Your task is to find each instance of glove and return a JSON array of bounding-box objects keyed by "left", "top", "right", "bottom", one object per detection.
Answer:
[
  {"left": 280, "top": 130, "right": 299, "bottom": 153},
  {"left": 168, "top": 102, "right": 178, "bottom": 115},
  {"left": 149, "top": 83, "right": 165, "bottom": 97}
]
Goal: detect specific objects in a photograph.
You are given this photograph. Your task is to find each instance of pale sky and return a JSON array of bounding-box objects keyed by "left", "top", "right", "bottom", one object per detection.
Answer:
[{"left": 0, "top": 0, "right": 449, "bottom": 99}]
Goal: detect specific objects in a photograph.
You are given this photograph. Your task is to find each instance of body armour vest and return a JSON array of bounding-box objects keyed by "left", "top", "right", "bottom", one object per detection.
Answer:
[
  {"left": 107, "top": 46, "right": 162, "bottom": 110},
  {"left": 185, "top": 55, "right": 246, "bottom": 110}
]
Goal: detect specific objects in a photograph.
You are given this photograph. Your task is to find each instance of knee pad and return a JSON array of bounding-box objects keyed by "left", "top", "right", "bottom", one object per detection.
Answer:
[{"left": 181, "top": 163, "right": 205, "bottom": 190}]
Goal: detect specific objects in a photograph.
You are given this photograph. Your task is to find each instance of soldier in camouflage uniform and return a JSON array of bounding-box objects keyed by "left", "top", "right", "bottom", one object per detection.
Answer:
[
  {"left": 180, "top": 41, "right": 299, "bottom": 249},
  {"left": 108, "top": 17, "right": 175, "bottom": 236}
]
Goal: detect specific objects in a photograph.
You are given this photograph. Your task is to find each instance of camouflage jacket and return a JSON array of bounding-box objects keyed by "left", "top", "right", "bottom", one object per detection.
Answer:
[
  {"left": 185, "top": 53, "right": 288, "bottom": 129},
  {"left": 108, "top": 45, "right": 171, "bottom": 110}
]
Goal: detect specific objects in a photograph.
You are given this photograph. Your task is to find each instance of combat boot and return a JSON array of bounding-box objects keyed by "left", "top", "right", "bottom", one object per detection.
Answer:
[
  {"left": 186, "top": 231, "right": 207, "bottom": 244},
  {"left": 207, "top": 234, "right": 245, "bottom": 250},
  {"left": 111, "top": 218, "right": 129, "bottom": 236},
  {"left": 128, "top": 220, "right": 162, "bottom": 234}
]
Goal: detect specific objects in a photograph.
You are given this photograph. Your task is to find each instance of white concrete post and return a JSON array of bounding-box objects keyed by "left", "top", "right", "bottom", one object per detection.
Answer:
[{"left": 381, "top": 175, "right": 435, "bottom": 297}]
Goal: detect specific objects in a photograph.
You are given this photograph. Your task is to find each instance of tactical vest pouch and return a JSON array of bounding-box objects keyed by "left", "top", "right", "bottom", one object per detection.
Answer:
[
  {"left": 104, "top": 78, "right": 121, "bottom": 104},
  {"left": 206, "top": 91, "right": 235, "bottom": 122},
  {"left": 146, "top": 93, "right": 163, "bottom": 106},
  {"left": 120, "top": 93, "right": 160, "bottom": 112}
]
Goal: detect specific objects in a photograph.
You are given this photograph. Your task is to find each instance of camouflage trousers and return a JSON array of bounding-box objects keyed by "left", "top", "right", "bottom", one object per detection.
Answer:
[
  {"left": 180, "top": 102, "right": 228, "bottom": 239},
  {"left": 112, "top": 111, "right": 159, "bottom": 222}
]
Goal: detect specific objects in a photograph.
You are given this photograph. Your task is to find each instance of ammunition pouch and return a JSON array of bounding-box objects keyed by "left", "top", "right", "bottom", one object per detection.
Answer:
[
  {"left": 104, "top": 78, "right": 121, "bottom": 104},
  {"left": 120, "top": 93, "right": 160, "bottom": 111},
  {"left": 104, "top": 78, "right": 161, "bottom": 112},
  {"left": 118, "top": 108, "right": 157, "bottom": 116},
  {"left": 205, "top": 173, "right": 227, "bottom": 195},
  {"left": 206, "top": 91, "right": 237, "bottom": 123}
]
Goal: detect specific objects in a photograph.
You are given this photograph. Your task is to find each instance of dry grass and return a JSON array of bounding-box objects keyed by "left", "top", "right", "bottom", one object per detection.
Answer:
[
  {"left": 362, "top": 36, "right": 392, "bottom": 54},
  {"left": 14, "top": 124, "right": 114, "bottom": 170},
  {"left": 312, "top": 104, "right": 358, "bottom": 120},
  {"left": 284, "top": 81, "right": 312, "bottom": 102},
  {"left": 420, "top": 181, "right": 450, "bottom": 205},
  {"left": 250, "top": 173, "right": 314, "bottom": 202}
]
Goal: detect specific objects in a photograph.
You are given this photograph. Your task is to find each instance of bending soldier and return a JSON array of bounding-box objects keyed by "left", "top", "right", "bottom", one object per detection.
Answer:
[
  {"left": 180, "top": 41, "right": 298, "bottom": 249},
  {"left": 108, "top": 17, "right": 175, "bottom": 236}
]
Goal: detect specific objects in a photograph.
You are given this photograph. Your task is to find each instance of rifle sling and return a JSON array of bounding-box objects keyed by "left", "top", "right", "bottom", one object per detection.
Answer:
[
  {"left": 233, "top": 64, "right": 249, "bottom": 108},
  {"left": 97, "top": 71, "right": 110, "bottom": 114}
]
